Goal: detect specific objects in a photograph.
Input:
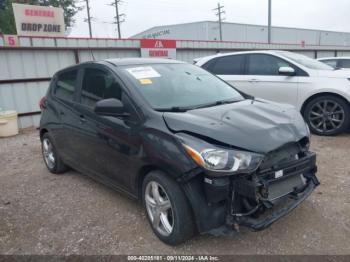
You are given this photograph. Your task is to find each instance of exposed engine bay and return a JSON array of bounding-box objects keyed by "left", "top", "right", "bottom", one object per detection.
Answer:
[{"left": 181, "top": 138, "right": 319, "bottom": 235}]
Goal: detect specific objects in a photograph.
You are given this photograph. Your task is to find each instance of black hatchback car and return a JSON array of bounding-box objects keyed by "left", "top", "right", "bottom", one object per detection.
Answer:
[{"left": 40, "top": 58, "right": 319, "bottom": 245}]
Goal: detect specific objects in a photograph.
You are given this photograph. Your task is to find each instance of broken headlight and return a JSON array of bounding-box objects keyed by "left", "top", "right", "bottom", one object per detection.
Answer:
[{"left": 177, "top": 133, "right": 263, "bottom": 176}]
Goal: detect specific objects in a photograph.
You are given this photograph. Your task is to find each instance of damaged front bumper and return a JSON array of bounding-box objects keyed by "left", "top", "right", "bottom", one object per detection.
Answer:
[
  {"left": 232, "top": 179, "right": 316, "bottom": 231},
  {"left": 226, "top": 151, "right": 319, "bottom": 232},
  {"left": 182, "top": 151, "right": 319, "bottom": 235}
]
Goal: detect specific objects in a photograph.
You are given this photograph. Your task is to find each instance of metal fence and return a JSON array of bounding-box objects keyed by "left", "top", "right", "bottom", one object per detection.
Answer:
[{"left": 2, "top": 36, "right": 350, "bottom": 128}]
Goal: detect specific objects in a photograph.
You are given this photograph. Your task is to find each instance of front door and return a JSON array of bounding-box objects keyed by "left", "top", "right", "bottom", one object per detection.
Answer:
[
  {"left": 239, "top": 54, "right": 300, "bottom": 106},
  {"left": 73, "top": 65, "right": 141, "bottom": 191}
]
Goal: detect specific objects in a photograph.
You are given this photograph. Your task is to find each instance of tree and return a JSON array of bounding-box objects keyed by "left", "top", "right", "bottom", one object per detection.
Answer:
[
  {"left": 0, "top": 1, "right": 16, "bottom": 34},
  {"left": 0, "top": 0, "right": 82, "bottom": 35},
  {"left": 41, "top": 0, "right": 83, "bottom": 30}
]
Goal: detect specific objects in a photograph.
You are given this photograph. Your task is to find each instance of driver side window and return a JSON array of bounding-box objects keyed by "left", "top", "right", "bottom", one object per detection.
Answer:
[
  {"left": 247, "top": 54, "right": 291, "bottom": 76},
  {"left": 81, "top": 68, "right": 122, "bottom": 108}
]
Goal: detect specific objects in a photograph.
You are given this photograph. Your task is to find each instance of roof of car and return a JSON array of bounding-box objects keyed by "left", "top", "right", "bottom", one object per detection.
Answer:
[
  {"left": 194, "top": 50, "right": 288, "bottom": 65},
  {"left": 104, "top": 58, "right": 185, "bottom": 66},
  {"left": 53, "top": 58, "right": 185, "bottom": 76},
  {"left": 318, "top": 57, "right": 350, "bottom": 60}
]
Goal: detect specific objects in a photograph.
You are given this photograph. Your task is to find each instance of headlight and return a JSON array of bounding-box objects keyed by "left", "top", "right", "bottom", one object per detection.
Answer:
[{"left": 178, "top": 133, "right": 263, "bottom": 176}]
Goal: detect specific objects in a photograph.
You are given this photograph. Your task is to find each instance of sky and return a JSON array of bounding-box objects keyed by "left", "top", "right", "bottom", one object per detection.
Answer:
[{"left": 69, "top": 0, "right": 350, "bottom": 38}]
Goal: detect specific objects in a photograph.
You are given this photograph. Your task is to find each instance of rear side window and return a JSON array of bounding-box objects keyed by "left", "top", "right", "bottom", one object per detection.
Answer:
[
  {"left": 247, "top": 54, "right": 290, "bottom": 76},
  {"left": 81, "top": 68, "right": 123, "bottom": 108},
  {"left": 54, "top": 70, "right": 78, "bottom": 101},
  {"left": 207, "top": 55, "right": 245, "bottom": 75}
]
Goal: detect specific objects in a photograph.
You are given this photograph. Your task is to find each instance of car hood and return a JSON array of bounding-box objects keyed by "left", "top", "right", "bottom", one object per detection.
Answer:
[
  {"left": 163, "top": 99, "right": 308, "bottom": 153},
  {"left": 315, "top": 69, "right": 350, "bottom": 78}
]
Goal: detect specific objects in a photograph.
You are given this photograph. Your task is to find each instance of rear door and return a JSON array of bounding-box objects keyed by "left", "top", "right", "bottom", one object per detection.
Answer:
[
  {"left": 203, "top": 54, "right": 249, "bottom": 91},
  {"left": 49, "top": 68, "right": 82, "bottom": 162},
  {"left": 73, "top": 64, "right": 141, "bottom": 191}
]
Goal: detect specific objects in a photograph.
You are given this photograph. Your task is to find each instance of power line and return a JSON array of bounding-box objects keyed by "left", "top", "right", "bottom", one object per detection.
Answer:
[
  {"left": 110, "top": 0, "right": 126, "bottom": 39},
  {"left": 213, "top": 3, "right": 225, "bottom": 41}
]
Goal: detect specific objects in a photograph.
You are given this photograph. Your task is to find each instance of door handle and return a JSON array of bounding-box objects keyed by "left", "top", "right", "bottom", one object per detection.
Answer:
[
  {"left": 249, "top": 78, "right": 260, "bottom": 83},
  {"left": 79, "top": 115, "right": 87, "bottom": 124}
]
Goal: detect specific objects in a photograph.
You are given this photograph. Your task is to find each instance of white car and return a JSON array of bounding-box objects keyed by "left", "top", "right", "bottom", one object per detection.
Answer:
[
  {"left": 318, "top": 57, "right": 350, "bottom": 70},
  {"left": 195, "top": 50, "right": 350, "bottom": 135}
]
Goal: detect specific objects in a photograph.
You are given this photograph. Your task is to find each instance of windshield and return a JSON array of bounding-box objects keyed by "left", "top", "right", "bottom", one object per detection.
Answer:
[
  {"left": 121, "top": 63, "right": 244, "bottom": 110},
  {"left": 278, "top": 51, "right": 333, "bottom": 70}
]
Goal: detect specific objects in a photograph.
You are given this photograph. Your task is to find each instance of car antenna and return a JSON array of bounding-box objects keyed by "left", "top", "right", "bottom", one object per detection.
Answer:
[{"left": 90, "top": 49, "right": 96, "bottom": 61}]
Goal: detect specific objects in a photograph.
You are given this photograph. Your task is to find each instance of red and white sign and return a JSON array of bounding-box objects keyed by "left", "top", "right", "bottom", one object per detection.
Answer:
[
  {"left": 12, "top": 3, "right": 65, "bottom": 37},
  {"left": 140, "top": 39, "right": 176, "bottom": 59},
  {"left": 3, "top": 35, "right": 19, "bottom": 47}
]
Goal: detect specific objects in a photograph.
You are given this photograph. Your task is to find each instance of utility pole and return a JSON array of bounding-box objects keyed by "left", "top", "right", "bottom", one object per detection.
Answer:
[
  {"left": 85, "top": 0, "right": 93, "bottom": 38},
  {"left": 268, "top": 0, "right": 272, "bottom": 44},
  {"left": 213, "top": 3, "right": 225, "bottom": 41},
  {"left": 111, "top": 0, "right": 125, "bottom": 39}
]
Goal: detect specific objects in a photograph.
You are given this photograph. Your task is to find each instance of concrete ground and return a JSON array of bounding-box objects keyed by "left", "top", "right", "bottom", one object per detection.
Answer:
[{"left": 0, "top": 128, "right": 349, "bottom": 255}]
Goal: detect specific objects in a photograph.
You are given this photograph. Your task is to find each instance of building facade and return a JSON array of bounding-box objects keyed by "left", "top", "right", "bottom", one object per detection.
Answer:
[{"left": 131, "top": 21, "right": 350, "bottom": 46}]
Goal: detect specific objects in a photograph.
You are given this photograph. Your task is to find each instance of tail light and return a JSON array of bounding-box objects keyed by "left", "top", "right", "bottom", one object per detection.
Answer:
[{"left": 39, "top": 96, "right": 47, "bottom": 110}]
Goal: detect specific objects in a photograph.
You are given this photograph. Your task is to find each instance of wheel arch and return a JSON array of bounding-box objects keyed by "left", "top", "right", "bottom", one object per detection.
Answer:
[
  {"left": 138, "top": 166, "right": 201, "bottom": 236},
  {"left": 39, "top": 128, "right": 49, "bottom": 140},
  {"left": 136, "top": 165, "right": 172, "bottom": 201},
  {"left": 300, "top": 92, "right": 350, "bottom": 115},
  {"left": 138, "top": 165, "right": 227, "bottom": 234}
]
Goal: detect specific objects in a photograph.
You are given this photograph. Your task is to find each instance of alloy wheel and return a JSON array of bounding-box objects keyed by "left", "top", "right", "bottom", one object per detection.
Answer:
[
  {"left": 42, "top": 138, "right": 56, "bottom": 169},
  {"left": 145, "top": 181, "right": 174, "bottom": 236},
  {"left": 308, "top": 99, "right": 345, "bottom": 134}
]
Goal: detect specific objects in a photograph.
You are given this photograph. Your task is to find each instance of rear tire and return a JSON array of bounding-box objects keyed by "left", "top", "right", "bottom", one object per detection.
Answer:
[
  {"left": 142, "top": 170, "right": 195, "bottom": 245},
  {"left": 303, "top": 95, "right": 350, "bottom": 136},
  {"left": 41, "top": 133, "right": 69, "bottom": 174}
]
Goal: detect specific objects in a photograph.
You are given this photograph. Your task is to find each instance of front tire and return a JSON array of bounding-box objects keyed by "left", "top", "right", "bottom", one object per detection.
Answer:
[
  {"left": 142, "top": 170, "right": 195, "bottom": 245},
  {"left": 303, "top": 95, "right": 350, "bottom": 136},
  {"left": 41, "top": 133, "right": 68, "bottom": 174}
]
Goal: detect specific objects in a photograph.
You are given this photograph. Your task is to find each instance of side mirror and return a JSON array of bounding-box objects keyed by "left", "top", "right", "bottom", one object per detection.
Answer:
[
  {"left": 94, "top": 98, "right": 129, "bottom": 117},
  {"left": 278, "top": 66, "right": 296, "bottom": 76}
]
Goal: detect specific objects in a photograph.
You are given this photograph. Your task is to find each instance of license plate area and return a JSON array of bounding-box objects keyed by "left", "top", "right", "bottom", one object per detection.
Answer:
[{"left": 267, "top": 174, "right": 306, "bottom": 201}]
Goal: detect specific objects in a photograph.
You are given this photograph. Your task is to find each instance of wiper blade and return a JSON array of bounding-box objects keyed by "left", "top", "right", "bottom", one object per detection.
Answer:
[
  {"left": 155, "top": 99, "right": 240, "bottom": 112},
  {"left": 155, "top": 106, "right": 189, "bottom": 112},
  {"left": 190, "top": 98, "right": 240, "bottom": 110}
]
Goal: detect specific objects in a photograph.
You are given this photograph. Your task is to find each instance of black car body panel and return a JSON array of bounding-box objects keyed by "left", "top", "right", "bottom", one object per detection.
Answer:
[{"left": 40, "top": 58, "right": 319, "bottom": 236}]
